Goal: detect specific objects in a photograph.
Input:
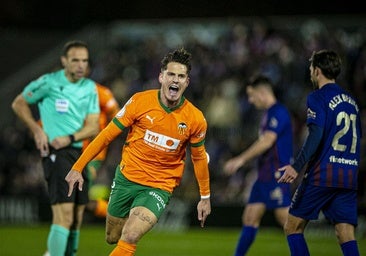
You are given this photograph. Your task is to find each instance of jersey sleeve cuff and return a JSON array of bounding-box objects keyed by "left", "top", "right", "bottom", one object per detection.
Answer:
[{"left": 200, "top": 194, "right": 210, "bottom": 200}]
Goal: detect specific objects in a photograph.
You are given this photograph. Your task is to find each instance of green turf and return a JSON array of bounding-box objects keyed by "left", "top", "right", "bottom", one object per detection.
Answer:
[{"left": 0, "top": 224, "right": 364, "bottom": 255}]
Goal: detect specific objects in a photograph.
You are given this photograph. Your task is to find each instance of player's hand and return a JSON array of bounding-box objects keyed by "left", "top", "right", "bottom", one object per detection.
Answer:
[
  {"left": 223, "top": 156, "right": 244, "bottom": 176},
  {"left": 65, "top": 169, "right": 84, "bottom": 197},
  {"left": 277, "top": 165, "right": 298, "bottom": 183},
  {"left": 50, "top": 135, "right": 71, "bottom": 150},
  {"left": 33, "top": 129, "right": 49, "bottom": 157},
  {"left": 197, "top": 198, "right": 211, "bottom": 228}
]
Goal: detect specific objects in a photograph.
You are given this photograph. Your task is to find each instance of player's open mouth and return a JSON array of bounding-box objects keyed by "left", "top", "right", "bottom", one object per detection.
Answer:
[{"left": 169, "top": 85, "right": 179, "bottom": 96}]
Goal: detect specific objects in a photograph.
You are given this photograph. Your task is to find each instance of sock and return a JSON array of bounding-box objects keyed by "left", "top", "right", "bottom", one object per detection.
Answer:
[
  {"left": 47, "top": 224, "right": 70, "bottom": 256},
  {"left": 94, "top": 199, "right": 108, "bottom": 218},
  {"left": 287, "top": 233, "right": 310, "bottom": 256},
  {"left": 234, "top": 226, "right": 258, "bottom": 256},
  {"left": 341, "top": 240, "right": 360, "bottom": 256},
  {"left": 65, "top": 229, "right": 80, "bottom": 256},
  {"left": 109, "top": 240, "right": 136, "bottom": 256}
]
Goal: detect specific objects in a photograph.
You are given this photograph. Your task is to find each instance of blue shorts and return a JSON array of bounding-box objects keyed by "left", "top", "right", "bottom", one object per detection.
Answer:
[
  {"left": 290, "top": 182, "right": 358, "bottom": 226},
  {"left": 248, "top": 180, "right": 291, "bottom": 209}
]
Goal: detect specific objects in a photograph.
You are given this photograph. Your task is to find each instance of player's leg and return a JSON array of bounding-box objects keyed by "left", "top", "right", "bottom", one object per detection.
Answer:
[
  {"left": 105, "top": 214, "right": 128, "bottom": 244},
  {"left": 234, "top": 203, "right": 266, "bottom": 256},
  {"left": 107, "top": 169, "right": 171, "bottom": 255},
  {"left": 65, "top": 155, "right": 89, "bottom": 256},
  {"left": 273, "top": 183, "right": 291, "bottom": 227},
  {"left": 43, "top": 147, "right": 83, "bottom": 256},
  {"left": 106, "top": 167, "right": 135, "bottom": 245},
  {"left": 65, "top": 204, "right": 86, "bottom": 256},
  {"left": 48, "top": 203, "right": 74, "bottom": 256},
  {"left": 325, "top": 189, "right": 359, "bottom": 256},
  {"left": 284, "top": 214, "right": 309, "bottom": 256},
  {"left": 108, "top": 207, "right": 157, "bottom": 256},
  {"left": 283, "top": 182, "right": 313, "bottom": 256},
  {"left": 274, "top": 206, "right": 290, "bottom": 227},
  {"left": 335, "top": 223, "right": 360, "bottom": 256}
]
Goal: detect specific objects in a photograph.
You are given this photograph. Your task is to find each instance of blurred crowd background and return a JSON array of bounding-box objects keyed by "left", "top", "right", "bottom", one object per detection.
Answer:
[{"left": 0, "top": 13, "right": 365, "bottom": 226}]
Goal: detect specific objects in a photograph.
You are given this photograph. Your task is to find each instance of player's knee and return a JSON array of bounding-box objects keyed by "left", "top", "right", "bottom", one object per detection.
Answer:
[
  {"left": 283, "top": 222, "right": 291, "bottom": 235},
  {"left": 105, "top": 233, "right": 119, "bottom": 244},
  {"left": 121, "top": 231, "right": 141, "bottom": 244}
]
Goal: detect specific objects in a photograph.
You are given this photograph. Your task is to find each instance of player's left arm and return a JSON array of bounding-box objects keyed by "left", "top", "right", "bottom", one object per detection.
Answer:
[
  {"left": 278, "top": 123, "right": 323, "bottom": 183},
  {"left": 191, "top": 144, "right": 210, "bottom": 197},
  {"left": 191, "top": 144, "right": 211, "bottom": 227}
]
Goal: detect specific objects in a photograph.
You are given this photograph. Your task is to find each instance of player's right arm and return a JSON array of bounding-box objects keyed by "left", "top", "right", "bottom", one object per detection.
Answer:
[
  {"left": 11, "top": 94, "right": 49, "bottom": 156},
  {"left": 223, "top": 130, "right": 277, "bottom": 175},
  {"left": 66, "top": 120, "right": 122, "bottom": 196}
]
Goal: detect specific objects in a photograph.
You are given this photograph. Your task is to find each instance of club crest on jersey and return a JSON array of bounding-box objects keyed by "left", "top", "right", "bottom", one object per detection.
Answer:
[
  {"left": 269, "top": 117, "right": 278, "bottom": 128},
  {"left": 178, "top": 122, "right": 187, "bottom": 135},
  {"left": 307, "top": 108, "right": 316, "bottom": 119}
]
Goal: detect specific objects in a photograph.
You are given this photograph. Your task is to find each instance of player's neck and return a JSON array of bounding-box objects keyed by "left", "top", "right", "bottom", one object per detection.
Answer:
[{"left": 318, "top": 78, "right": 335, "bottom": 89}]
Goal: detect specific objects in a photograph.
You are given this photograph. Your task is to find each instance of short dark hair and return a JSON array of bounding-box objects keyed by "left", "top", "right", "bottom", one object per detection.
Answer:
[
  {"left": 247, "top": 74, "right": 273, "bottom": 88},
  {"left": 309, "top": 49, "right": 342, "bottom": 80},
  {"left": 160, "top": 47, "right": 192, "bottom": 73},
  {"left": 62, "top": 40, "right": 88, "bottom": 57}
]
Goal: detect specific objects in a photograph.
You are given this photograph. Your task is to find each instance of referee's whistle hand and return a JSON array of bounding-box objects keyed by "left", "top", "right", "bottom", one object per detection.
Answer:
[{"left": 65, "top": 170, "right": 84, "bottom": 197}]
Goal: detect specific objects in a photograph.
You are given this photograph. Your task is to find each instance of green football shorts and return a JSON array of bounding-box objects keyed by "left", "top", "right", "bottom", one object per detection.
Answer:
[{"left": 108, "top": 166, "right": 172, "bottom": 219}]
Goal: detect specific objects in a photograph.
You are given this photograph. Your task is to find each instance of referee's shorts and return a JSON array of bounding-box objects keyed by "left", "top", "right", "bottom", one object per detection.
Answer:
[{"left": 42, "top": 146, "right": 89, "bottom": 205}]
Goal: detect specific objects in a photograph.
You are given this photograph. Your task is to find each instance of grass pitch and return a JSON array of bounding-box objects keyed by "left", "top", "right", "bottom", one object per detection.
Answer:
[{"left": 0, "top": 224, "right": 365, "bottom": 255}]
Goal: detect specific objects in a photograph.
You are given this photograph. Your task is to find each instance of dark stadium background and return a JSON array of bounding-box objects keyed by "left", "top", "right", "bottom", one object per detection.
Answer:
[
  {"left": 1, "top": 0, "right": 365, "bottom": 81},
  {"left": 1, "top": 0, "right": 365, "bottom": 28}
]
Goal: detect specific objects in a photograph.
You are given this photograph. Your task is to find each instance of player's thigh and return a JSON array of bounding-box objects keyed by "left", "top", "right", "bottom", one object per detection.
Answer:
[
  {"left": 105, "top": 213, "right": 127, "bottom": 244},
  {"left": 335, "top": 223, "right": 356, "bottom": 243},
  {"left": 121, "top": 206, "right": 158, "bottom": 243},
  {"left": 274, "top": 207, "right": 290, "bottom": 227},
  {"left": 51, "top": 202, "right": 74, "bottom": 226},
  {"left": 72, "top": 204, "right": 86, "bottom": 229},
  {"left": 284, "top": 213, "right": 308, "bottom": 235},
  {"left": 243, "top": 203, "right": 266, "bottom": 226}
]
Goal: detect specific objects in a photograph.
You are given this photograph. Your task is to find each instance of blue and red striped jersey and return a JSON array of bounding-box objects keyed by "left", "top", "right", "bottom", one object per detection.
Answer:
[
  {"left": 305, "top": 83, "right": 361, "bottom": 189},
  {"left": 257, "top": 102, "right": 294, "bottom": 182}
]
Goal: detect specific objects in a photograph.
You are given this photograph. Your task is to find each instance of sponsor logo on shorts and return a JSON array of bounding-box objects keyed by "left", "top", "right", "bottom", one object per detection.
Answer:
[{"left": 149, "top": 191, "right": 166, "bottom": 211}]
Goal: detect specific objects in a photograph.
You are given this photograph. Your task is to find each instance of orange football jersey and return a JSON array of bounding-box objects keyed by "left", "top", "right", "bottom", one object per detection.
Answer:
[
  {"left": 73, "top": 89, "right": 210, "bottom": 195},
  {"left": 116, "top": 89, "right": 209, "bottom": 193}
]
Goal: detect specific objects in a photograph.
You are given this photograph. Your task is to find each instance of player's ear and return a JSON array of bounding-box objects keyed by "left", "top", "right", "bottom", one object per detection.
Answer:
[
  {"left": 60, "top": 56, "right": 65, "bottom": 67},
  {"left": 315, "top": 67, "right": 321, "bottom": 77}
]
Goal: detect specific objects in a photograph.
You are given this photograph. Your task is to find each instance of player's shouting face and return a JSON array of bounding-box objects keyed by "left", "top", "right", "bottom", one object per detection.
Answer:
[{"left": 159, "top": 62, "right": 190, "bottom": 108}]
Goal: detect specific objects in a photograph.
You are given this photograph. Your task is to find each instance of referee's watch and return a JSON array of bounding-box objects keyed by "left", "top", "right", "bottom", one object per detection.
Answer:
[{"left": 69, "top": 134, "right": 75, "bottom": 144}]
